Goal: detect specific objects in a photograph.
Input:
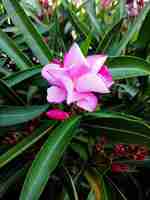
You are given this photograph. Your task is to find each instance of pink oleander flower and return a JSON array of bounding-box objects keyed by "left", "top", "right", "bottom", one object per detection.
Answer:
[
  {"left": 100, "top": 0, "right": 112, "bottom": 9},
  {"left": 72, "top": 0, "right": 83, "bottom": 7},
  {"left": 46, "top": 109, "right": 70, "bottom": 121},
  {"left": 39, "top": 0, "right": 49, "bottom": 9},
  {"left": 42, "top": 43, "right": 113, "bottom": 112},
  {"left": 126, "top": 0, "right": 145, "bottom": 17}
]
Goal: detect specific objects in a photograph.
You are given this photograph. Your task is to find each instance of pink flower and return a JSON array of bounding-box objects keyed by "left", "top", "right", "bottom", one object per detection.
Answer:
[
  {"left": 126, "top": 2, "right": 139, "bottom": 16},
  {"left": 42, "top": 43, "right": 113, "bottom": 112},
  {"left": 46, "top": 109, "right": 70, "bottom": 121},
  {"left": 73, "top": 0, "right": 83, "bottom": 7},
  {"left": 39, "top": 0, "right": 49, "bottom": 8},
  {"left": 126, "top": 0, "right": 145, "bottom": 17},
  {"left": 100, "top": 0, "right": 112, "bottom": 9}
]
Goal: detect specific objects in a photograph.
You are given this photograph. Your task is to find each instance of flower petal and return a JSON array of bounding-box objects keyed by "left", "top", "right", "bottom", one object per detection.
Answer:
[
  {"left": 99, "top": 65, "right": 114, "bottom": 88},
  {"left": 47, "top": 86, "right": 66, "bottom": 103},
  {"left": 41, "top": 63, "right": 64, "bottom": 85},
  {"left": 76, "top": 73, "right": 110, "bottom": 93},
  {"left": 64, "top": 43, "right": 88, "bottom": 68},
  {"left": 42, "top": 63, "right": 74, "bottom": 104},
  {"left": 76, "top": 93, "right": 98, "bottom": 112},
  {"left": 86, "top": 55, "right": 107, "bottom": 73},
  {"left": 66, "top": 65, "right": 89, "bottom": 80},
  {"left": 59, "top": 76, "right": 74, "bottom": 104}
]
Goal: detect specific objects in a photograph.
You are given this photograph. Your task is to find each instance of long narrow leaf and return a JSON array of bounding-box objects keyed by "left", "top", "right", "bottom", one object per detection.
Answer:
[
  {"left": 20, "top": 116, "right": 81, "bottom": 200},
  {"left": 0, "top": 121, "right": 56, "bottom": 168},
  {"left": 0, "top": 28, "right": 32, "bottom": 69},
  {"left": 62, "top": 167, "right": 79, "bottom": 200},
  {"left": 84, "top": 169, "right": 102, "bottom": 200},
  {"left": 107, "top": 56, "right": 150, "bottom": 80},
  {"left": 0, "top": 163, "right": 30, "bottom": 198},
  {"left": 4, "top": 67, "right": 41, "bottom": 87},
  {"left": 0, "top": 79, "right": 25, "bottom": 105},
  {"left": 84, "top": 111, "right": 150, "bottom": 146},
  {"left": 2, "top": 0, "right": 52, "bottom": 64},
  {"left": 0, "top": 104, "right": 49, "bottom": 126},
  {"left": 112, "top": 2, "right": 150, "bottom": 55}
]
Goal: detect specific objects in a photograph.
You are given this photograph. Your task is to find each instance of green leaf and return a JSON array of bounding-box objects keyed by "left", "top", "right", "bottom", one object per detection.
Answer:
[
  {"left": 84, "top": 168, "right": 102, "bottom": 200},
  {"left": 106, "top": 176, "right": 127, "bottom": 200},
  {"left": 137, "top": 10, "right": 150, "bottom": 46},
  {"left": 84, "top": 0, "right": 102, "bottom": 37},
  {"left": 96, "top": 19, "right": 123, "bottom": 53},
  {"left": 101, "top": 178, "right": 110, "bottom": 200},
  {"left": 107, "top": 56, "right": 150, "bottom": 80},
  {"left": 112, "top": 0, "right": 126, "bottom": 25},
  {"left": 112, "top": 2, "right": 150, "bottom": 56},
  {"left": 65, "top": 4, "right": 89, "bottom": 37},
  {"left": 0, "top": 121, "right": 56, "bottom": 168},
  {"left": 0, "top": 79, "right": 25, "bottom": 105},
  {"left": 89, "top": 169, "right": 111, "bottom": 200},
  {"left": 0, "top": 104, "right": 49, "bottom": 127},
  {"left": 117, "top": 0, "right": 126, "bottom": 21},
  {"left": 0, "top": 28, "right": 32, "bottom": 70},
  {"left": 20, "top": 116, "right": 81, "bottom": 200},
  {"left": 80, "top": 34, "right": 92, "bottom": 56},
  {"left": 4, "top": 67, "right": 41, "bottom": 87},
  {"left": 0, "top": 163, "right": 29, "bottom": 198},
  {"left": 84, "top": 111, "right": 150, "bottom": 146},
  {"left": 2, "top": 0, "right": 52, "bottom": 65},
  {"left": 62, "top": 167, "right": 79, "bottom": 200},
  {"left": 0, "top": 58, "right": 11, "bottom": 76},
  {"left": 71, "top": 142, "right": 88, "bottom": 161},
  {"left": 87, "top": 191, "right": 95, "bottom": 200}
]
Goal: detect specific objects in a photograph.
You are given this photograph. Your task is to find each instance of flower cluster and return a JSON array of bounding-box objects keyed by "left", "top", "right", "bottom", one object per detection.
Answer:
[
  {"left": 42, "top": 43, "right": 113, "bottom": 112},
  {"left": 95, "top": 140, "right": 148, "bottom": 172},
  {"left": 114, "top": 144, "right": 148, "bottom": 161}
]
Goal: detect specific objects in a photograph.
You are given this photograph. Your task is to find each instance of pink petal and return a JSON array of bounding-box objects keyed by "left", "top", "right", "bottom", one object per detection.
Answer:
[
  {"left": 47, "top": 86, "right": 66, "bottom": 103},
  {"left": 76, "top": 93, "right": 98, "bottom": 112},
  {"left": 101, "top": 0, "right": 112, "bottom": 9},
  {"left": 99, "top": 65, "right": 114, "bottom": 88},
  {"left": 59, "top": 75, "right": 74, "bottom": 104},
  {"left": 64, "top": 43, "right": 88, "bottom": 68},
  {"left": 46, "top": 109, "right": 70, "bottom": 121},
  {"left": 42, "top": 64, "right": 74, "bottom": 104},
  {"left": 76, "top": 73, "right": 110, "bottom": 93},
  {"left": 41, "top": 63, "right": 64, "bottom": 86},
  {"left": 66, "top": 65, "right": 89, "bottom": 80},
  {"left": 86, "top": 55, "right": 107, "bottom": 73}
]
